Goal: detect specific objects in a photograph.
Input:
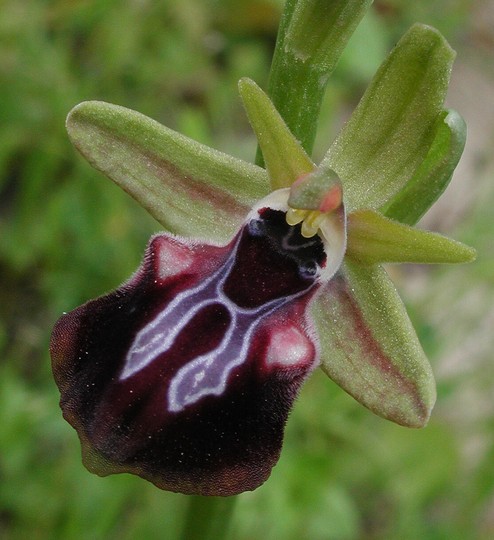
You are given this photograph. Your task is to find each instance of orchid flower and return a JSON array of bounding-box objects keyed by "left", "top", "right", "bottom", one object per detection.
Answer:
[{"left": 50, "top": 24, "right": 475, "bottom": 497}]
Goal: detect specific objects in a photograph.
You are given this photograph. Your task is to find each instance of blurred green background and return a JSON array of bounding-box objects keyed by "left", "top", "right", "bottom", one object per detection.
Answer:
[{"left": 1, "top": 0, "right": 493, "bottom": 538}]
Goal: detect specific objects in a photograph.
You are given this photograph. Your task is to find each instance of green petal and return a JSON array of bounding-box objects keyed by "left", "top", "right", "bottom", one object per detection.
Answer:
[
  {"left": 323, "top": 23, "right": 456, "bottom": 211},
  {"left": 381, "top": 109, "right": 467, "bottom": 225},
  {"left": 66, "top": 101, "right": 269, "bottom": 242},
  {"left": 313, "top": 261, "right": 436, "bottom": 428},
  {"left": 238, "top": 78, "right": 314, "bottom": 189},
  {"left": 346, "top": 209, "right": 476, "bottom": 265}
]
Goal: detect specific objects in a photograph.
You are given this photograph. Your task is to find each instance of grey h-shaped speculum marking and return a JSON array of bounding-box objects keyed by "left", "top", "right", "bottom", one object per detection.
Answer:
[{"left": 120, "top": 227, "right": 314, "bottom": 413}]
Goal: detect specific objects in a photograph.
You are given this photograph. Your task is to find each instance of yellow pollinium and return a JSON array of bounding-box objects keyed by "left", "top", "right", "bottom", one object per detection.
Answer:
[
  {"left": 286, "top": 208, "right": 327, "bottom": 238},
  {"left": 286, "top": 180, "right": 343, "bottom": 238}
]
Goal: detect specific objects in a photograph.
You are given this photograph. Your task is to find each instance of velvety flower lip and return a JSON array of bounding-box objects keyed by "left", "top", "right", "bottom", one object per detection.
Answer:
[
  {"left": 50, "top": 188, "right": 345, "bottom": 496},
  {"left": 52, "top": 21, "right": 475, "bottom": 497}
]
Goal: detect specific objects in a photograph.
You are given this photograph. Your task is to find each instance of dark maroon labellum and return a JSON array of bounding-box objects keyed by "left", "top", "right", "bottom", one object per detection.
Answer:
[{"left": 51, "top": 208, "right": 327, "bottom": 496}]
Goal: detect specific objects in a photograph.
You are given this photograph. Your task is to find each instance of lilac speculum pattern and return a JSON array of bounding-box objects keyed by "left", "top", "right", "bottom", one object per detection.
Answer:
[
  {"left": 121, "top": 208, "right": 325, "bottom": 413},
  {"left": 50, "top": 203, "right": 329, "bottom": 496}
]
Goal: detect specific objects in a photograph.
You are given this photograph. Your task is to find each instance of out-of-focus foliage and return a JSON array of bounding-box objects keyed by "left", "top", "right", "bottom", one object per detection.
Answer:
[{"left": 0, "top": 1, "right": 492, "bottom": 539}]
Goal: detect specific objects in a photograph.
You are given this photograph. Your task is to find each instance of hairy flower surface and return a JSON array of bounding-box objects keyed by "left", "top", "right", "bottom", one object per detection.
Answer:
[
  {"left": 51, "top": 23, "right": 475, "bottom": 496},
  {"left": 52, "top": 190, "right": 345, "bottom": 495}
]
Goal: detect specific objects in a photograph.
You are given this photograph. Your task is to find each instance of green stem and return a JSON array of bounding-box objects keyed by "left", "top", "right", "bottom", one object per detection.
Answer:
[
  {"left": 257, "top": 0, "right": 372, "bottom": 165},
  {"left": 179, "top": 495, "right": 237, "bottom": 540}
]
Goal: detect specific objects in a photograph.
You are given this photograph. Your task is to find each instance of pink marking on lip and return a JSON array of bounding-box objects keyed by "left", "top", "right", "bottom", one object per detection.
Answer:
[
  {"left": 154, "top": 236, "right": 195, "bottom": 280},
  {"left": 265, "top": 326, "right": 314, "bottom": 369}
]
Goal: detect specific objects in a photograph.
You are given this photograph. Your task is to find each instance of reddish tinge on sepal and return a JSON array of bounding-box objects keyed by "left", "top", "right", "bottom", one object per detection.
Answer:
[{"left": 50, "top": 191, "right": 337, "bottom": 496}]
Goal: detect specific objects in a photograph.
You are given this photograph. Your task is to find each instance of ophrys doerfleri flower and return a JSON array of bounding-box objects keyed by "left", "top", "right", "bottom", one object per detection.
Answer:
[
  {"left": 52, "top": 185, "right": 345, "bottom": 496},
  {"left": 50, "top": 25, "right": 475, "bottom": 496}
]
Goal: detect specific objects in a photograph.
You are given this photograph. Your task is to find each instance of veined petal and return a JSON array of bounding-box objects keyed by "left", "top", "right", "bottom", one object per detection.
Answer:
[
  {"left": 313, "top": 261, "right": 436, "bottom": 428},
  {"left": 323, "top": 24, "right": 456, "bottom": 211},
  {"left": 66, "top": 101, "right": 269, "bottom": 242}
]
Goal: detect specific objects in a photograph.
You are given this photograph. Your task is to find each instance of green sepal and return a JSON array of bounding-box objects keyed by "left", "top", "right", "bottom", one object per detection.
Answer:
[
  {"left": 238, "top": 78, "right": 314, "bottom": 189},
  {"left": 381, "top": 109, "right": 467, "bottom": 225},
  {"left": 66, "top": 101, "right": 269, "bottom": 242},
  {"left": 313, "top": 261, "right": 436, "bottom": 428},
  {"left": 346, "top": 209, "right": 476, "bottom": 265},
  {"left": 323, "top": 23, "right": 456, "bottom": 212}
]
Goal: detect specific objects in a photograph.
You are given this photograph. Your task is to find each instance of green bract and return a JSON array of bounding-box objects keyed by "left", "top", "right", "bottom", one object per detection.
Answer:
[{"left": 66, "top": 17, "right": 474, "bottom": 430}]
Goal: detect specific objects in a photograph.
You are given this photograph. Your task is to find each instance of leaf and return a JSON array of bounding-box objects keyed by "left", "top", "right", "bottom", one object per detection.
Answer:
[
  {"left": 313, "top": 261, "right": 436, "bottom": 428},
  {"left": 323, "top": 24, "right": 456, "bottom": 212},
  {"left": 66, "top": 101, "right": 269, "bottom": 242},
  {"left": 381, "top": 109, "right": 467, "bottom": 225},
  {"left": 238, "top": 78, "right": 314, "bottom": 189},
  {"left": 346, "top": 209, "right": 476, "bottom": 265}
]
